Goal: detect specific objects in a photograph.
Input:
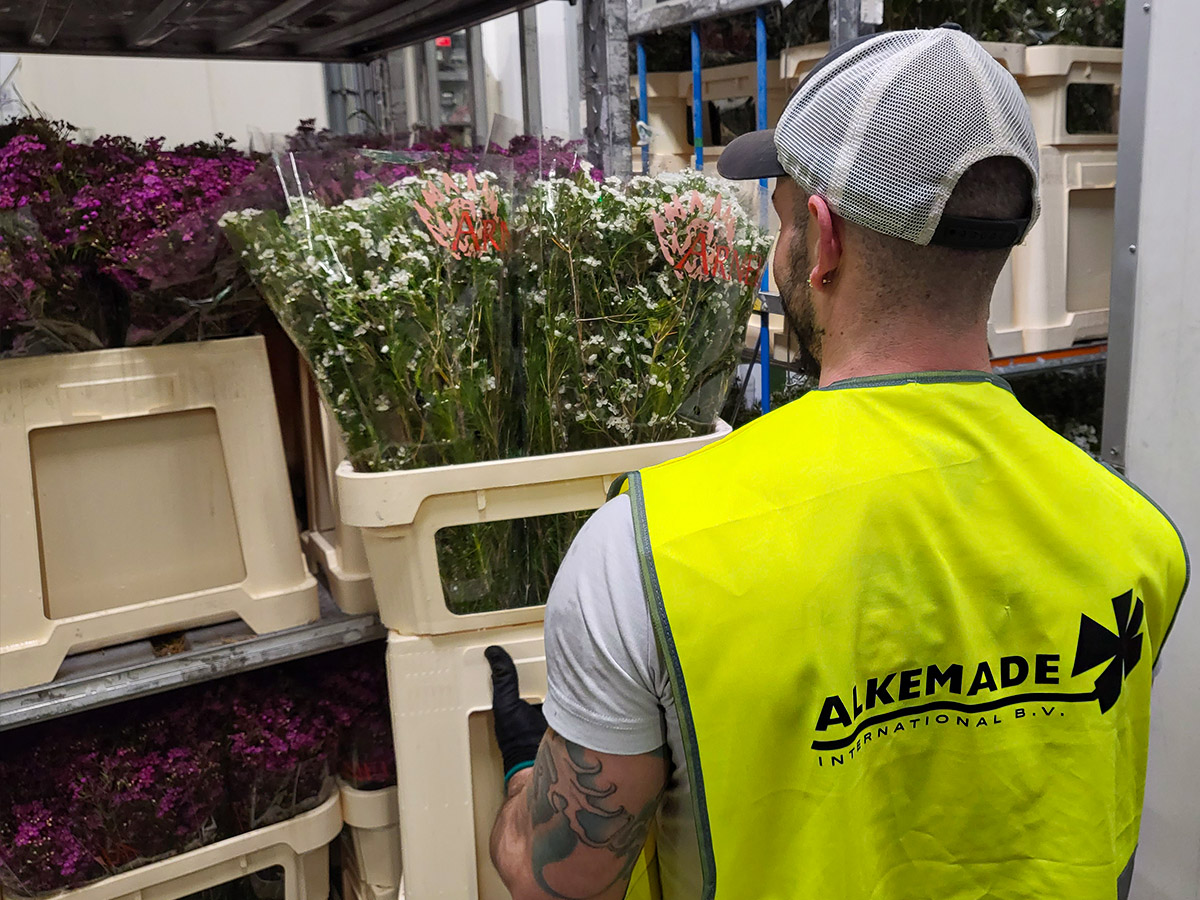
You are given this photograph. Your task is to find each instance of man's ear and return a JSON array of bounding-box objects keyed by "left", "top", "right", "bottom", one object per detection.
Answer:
[{"left": 807, "top": 195, "right": 842, "bottom": 290}]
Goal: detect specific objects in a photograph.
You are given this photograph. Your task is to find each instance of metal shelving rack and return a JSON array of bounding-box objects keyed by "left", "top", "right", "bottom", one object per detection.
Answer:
[
  {"left": 0, "top": 0, "right": 1117, "bottom": 734},
  {"left": 0, "top": 586, "right": 385, "bottom": 732},
  {"left": 631, "top": 1, "right": 1111, "bottom": 393},
  {"left": 0, "top": 0, "right": 627, "bottom": 735}
]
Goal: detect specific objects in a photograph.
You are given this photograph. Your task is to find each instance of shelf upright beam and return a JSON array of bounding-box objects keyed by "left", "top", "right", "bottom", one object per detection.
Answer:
[
  {"left": 424, "top": 39, "right": 441, "bottom": 129},
  {"left": 756, "top": 5, "right": 770, "bottom": 413},
  {"left": 468, "top": 25, "right": 489, "bottom": 147},
  {"left": 637, "top": 37, "right": 649, "bottom": 173},
  {"left": 325, "top": 62, "right": 349, "bottom": 134},
  {"left": 581, "top": 0, "right": 631, "bottom": 179},
  {"left": 519, "top": 5, "right": 543, "bottom": 137},
  {"left": 691, "top": 23, "right": 703, "bottom": 170},
  {"left": 1107, "top": 2, "right": 1200, "bottom": 893},
  {"left": 828, "top": 0, "right": 859, "bottom": 48},
  {"left": 1100, "top": 0, "right": 1152, "bottom": 471}
]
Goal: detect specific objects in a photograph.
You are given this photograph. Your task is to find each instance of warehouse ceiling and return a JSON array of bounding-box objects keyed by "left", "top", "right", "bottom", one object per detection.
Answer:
[{"left": 0, "top": 0, "right": 536, "bottom": 61}]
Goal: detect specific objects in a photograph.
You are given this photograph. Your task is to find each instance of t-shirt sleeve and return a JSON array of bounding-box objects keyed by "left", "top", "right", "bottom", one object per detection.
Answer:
[{"left": 542, "top": 493, "right": 667, "bottom": 756}]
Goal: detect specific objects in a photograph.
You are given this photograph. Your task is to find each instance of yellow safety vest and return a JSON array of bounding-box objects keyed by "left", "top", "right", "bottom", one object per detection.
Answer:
[{"left": 619, "top": 372, "right": 1189, "bottom": 900}]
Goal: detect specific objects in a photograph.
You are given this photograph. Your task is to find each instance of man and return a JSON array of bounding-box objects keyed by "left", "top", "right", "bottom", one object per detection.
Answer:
[{"left": 487, "top": 25, "right": 1189, "bottom": 900}]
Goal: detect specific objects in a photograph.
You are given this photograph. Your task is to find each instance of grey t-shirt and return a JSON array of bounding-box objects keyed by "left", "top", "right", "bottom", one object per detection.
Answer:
[{"left": 542, "top": 494, "right": 701, "bottom": 897}]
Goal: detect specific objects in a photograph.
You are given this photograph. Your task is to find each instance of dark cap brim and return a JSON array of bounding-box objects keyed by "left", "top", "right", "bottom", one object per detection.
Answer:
[{"left": 716, "top": 129, "right": 786, "bottom": 181}]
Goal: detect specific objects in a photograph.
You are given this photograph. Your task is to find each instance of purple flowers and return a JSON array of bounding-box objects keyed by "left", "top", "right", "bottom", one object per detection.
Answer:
[
  {"left": 0, "top": 645, "right": 394, "bottom": 897},
  {"left": 0, "top": 117, "right": 597, "bottom": 358},
  {"left": 319, "top": 645, "right": 396, "bottom": 789},
  {"left": 4, "top": 802, "right": 99, "bottom": 893},
  {"left": 225, "top": 680, "right": 336, "bottom": 833},
  {"left": 0, "top": 118, "right": 265, "bottom": 356}
]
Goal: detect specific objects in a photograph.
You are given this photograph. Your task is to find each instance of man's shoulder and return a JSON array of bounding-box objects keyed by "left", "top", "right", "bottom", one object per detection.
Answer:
[
  {"left": 545, "top": 493, "right": 645, "bottom": 639},
  {"left": 565, "top": 493, "right": 638, "bottom": 568}
]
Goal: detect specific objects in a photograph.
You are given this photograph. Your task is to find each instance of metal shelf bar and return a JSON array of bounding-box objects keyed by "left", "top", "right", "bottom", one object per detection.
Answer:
[
  {"left": 756, "top": 4, "right": 770, "bottom": 415},
  {"left": 0, "top": 585, "right": 385, "bottom": 733},
  {"left": 637, "top": 37, "right": 649, "bottom": 173},
  {"left": 691, "top": 22, "right": 702, "bottom": 171},
  {"left": 991, "top": 343, "right": 1108, "bottom": 377}
]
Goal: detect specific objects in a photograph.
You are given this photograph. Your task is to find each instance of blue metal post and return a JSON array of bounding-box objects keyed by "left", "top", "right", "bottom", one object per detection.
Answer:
[
  {"left": 756, "top": 6, "right": 771, "bottom": 414},
  {"left": 637, "top": 38, "right": 649, "bottom": 174},
  {"left": 691, "top": 23, "right": 703, "bottom": 171}
]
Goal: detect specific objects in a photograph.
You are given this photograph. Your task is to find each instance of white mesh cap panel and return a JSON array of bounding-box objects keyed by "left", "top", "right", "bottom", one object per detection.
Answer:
[{"left": 774, "top": 28, "right": 1040, "bottom": 245}]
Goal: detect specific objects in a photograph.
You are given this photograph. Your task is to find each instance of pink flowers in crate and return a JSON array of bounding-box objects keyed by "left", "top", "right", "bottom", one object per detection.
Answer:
[
  {"left": 0, "top": 118, "right": 265, "bottom": 354},
  {"left": 4, "top": 802, "right": 99, "bottom": 895},
  {"left": 225, "top": 684, "right": 336, "bottom": 833},
  {"left": 319, "top": 645, "right": 395, "bottom": 789},
  {"left": 0, "top": 697, "right": 223, "bottom": 896}
]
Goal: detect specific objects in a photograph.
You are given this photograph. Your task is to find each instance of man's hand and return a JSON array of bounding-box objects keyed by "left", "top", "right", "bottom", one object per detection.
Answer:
[{"left": 485, "top": 645, "right": 548, "bottom": 782}]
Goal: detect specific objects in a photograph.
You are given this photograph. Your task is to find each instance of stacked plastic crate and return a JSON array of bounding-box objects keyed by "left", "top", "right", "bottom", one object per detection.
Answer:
[
  {"left": 781, "top": 41, "right": 1123, "bottom": 359},
  {"left": 990, "top": 47, "right": 1122, "bottom": 356},
  {"left": 335, "top": 424, "right": 732, "bottom": 899},
  {"left": 0, "top": 337, "right": 338, "bottom": 900},
  {"left": 631, "top": 60, "right": 791, "bottom": 175},
  {"left": 299, "top": 362, "right": 376, "bottom": 616},
  {"left": 0, "top": 337, "right": 318, "bottom": 693}
]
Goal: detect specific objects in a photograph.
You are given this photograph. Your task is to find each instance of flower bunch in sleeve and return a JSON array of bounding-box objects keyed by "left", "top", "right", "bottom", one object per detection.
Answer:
[
  {"left": 223, "top": 168, "right": 515, "bottom": 472},
  {"left": 516, "top": 169, "right": 770, "bottom": 456},
  {"left": 317, "top": 645, "right": 396, "bottom": 790}
]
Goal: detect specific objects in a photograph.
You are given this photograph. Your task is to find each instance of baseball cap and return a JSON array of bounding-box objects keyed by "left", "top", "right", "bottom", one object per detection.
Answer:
[{"left": 718, "top": 26, "right": 1041, "bottom": 249}]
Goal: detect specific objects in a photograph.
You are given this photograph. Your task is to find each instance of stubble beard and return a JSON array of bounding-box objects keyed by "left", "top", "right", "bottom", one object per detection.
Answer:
[{"left": 776, "top": 228, "right": 823, "bottom": 382}]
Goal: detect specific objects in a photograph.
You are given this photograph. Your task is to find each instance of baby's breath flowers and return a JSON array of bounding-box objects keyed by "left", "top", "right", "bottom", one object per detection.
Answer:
[
  {"left": 225, "top": 167, "right": 768, "bottom": 613},
  {"left": 516, "top": 169, "right": 771, "bottom": 455},
  {"left": 223, "top": 170, "right": 514, "bottom": 474}
]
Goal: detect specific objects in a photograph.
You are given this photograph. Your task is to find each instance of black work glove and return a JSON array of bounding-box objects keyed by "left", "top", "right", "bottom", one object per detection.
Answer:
[{"left": 485, "top": 645, "right": 548, "bottom": 784}]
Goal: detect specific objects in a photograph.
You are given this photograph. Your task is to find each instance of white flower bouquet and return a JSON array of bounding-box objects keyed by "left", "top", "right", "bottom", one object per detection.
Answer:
[
  {"left": 513, "top": 169, "right": 769, "bottom": 600},
  {"left": 225, "top": 162, "right": 768, "bottom": 613},
  {"left": 223, "top": 169, "right": 515, "bottom": 472},
  {"left": 224, "top": 168, "right": 521, "bottom": 609},
  {"left": 516, "top": 169, "right": 771, "bottom": 456}
]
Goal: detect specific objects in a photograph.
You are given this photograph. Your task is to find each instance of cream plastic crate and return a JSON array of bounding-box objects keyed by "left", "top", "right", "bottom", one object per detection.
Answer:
[
  {"left": 1021, "top": 46, "right": 1121, "bottom": 148},
  {"left": 989, "top": 146, "right": 1116, "bottom": 356},
  {"left": 0, "top": 793, "right": 342, "bottom": 900},
  {"left": 0, "top": 337, "right": 318, "bottom": 692},
  {"left": 780, "top": 41, "right": 831, "bottom": 88},
  {"left": 631, "top": 61, "right": 788, "bottom": 174},
  {"left": 632, "top": 71, "right": 689, "bottom": 162},
  {"left": 337, "top": 422, "right": 730, "bottom": 636},
  {"left": 386, "top": 624, "right": 545, "bottom": 900},
  {"left": 300, "top": 365, "right": 375, "bottom": 615},
  {"left": 339, "top": 781, "right": 402, "bottom": 896},
  {"left": 340, "top": 862, "right": 392, "bottom": 900}
]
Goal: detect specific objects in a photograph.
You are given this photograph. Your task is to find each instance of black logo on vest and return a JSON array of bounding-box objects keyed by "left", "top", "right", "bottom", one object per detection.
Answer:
[
  {"left": 1072, "top": 589, "right": 1145, "bottom": 713},
  {"left": 810, "top": 590, "right": 1146, "bottom": 756}
]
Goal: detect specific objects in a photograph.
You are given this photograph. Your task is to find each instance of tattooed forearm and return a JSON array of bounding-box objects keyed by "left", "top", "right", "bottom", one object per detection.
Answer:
[{"left": 526, "top": 732, "right": 665, "bottom": 900}]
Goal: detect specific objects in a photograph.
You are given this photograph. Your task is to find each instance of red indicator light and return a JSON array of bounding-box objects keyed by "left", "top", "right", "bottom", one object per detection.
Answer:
[{"left": 435, "top": 36, "right": 452, "bottom": 47}]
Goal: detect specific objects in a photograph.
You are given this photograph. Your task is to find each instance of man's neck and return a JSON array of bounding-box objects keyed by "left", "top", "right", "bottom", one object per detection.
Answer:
[{"left": 816, "top": 322, "right": 992, "bottom": 388}]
